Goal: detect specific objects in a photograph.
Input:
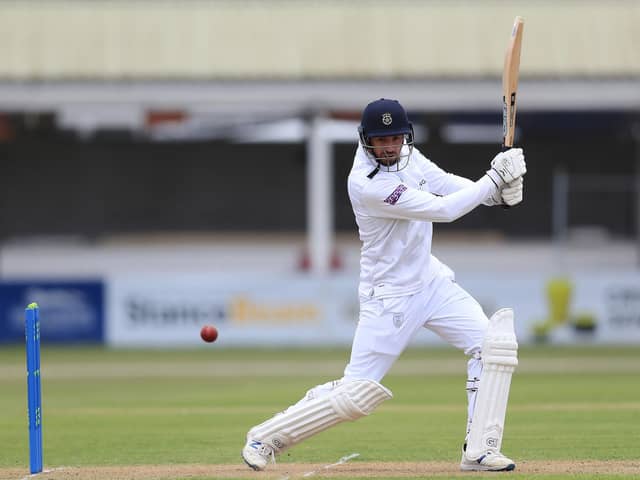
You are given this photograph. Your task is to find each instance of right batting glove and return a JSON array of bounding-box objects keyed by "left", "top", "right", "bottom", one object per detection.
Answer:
[{"left": 501, "top": 177, "right": 523, "bottom": 206}]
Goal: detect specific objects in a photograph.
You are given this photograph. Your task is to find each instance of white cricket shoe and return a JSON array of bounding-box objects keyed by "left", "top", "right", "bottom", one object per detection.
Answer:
[
  {"left": 460, "top": 444, "right": 516, "bottom": 471},
  {"left": 241, "top": 438, "right": 275, "bottom": 471}
]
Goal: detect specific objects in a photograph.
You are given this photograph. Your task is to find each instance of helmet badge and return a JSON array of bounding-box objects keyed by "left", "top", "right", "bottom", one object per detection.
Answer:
[{"left": 381, "top": 113, "right": 393, "bottom": 126}]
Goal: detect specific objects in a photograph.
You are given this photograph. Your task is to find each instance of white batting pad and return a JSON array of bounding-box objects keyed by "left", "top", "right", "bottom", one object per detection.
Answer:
[
  {"left": 248, "top": 379, "right": 392, "bottom": 453},
  {"left": 465, "top": 308, "right": 518, "bottom": 459}
]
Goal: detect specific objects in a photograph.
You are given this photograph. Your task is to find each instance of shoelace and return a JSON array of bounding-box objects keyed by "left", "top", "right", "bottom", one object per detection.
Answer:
[
  {"left": 256, "top": 442, "right": 277, "bottom": 465},
  {"left": 487, "top": 451, "right": 508, "bottom": 459},
  {"left": 477, "top": 451, "right": 510, "bottom": 464}
]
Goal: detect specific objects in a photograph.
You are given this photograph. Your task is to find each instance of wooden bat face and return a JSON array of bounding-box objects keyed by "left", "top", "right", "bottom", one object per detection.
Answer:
[{"left": 502, "top": 17, "right": 524, "bottom": 149}]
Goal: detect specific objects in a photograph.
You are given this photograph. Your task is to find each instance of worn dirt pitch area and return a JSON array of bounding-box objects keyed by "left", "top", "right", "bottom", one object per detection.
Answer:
[{"left": 3, "top": 461, "right": 640, "bottom": 480}]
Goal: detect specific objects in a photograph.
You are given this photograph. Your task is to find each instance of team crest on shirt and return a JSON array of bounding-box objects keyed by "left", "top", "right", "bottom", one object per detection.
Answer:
[
  {"left": 392, "top": 313, "right": 404, "bottom": 328},
  {"left": 419, "top": 179, "right": 426, "bottom": 190},
  {"left": 382, "top": 113, "right": 392, "bottom": 125}
]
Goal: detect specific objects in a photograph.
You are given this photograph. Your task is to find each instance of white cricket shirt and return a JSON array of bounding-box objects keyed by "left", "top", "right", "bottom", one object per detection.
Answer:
[{"left": 347, "top": 145, "right": 499, "bottom": 299}]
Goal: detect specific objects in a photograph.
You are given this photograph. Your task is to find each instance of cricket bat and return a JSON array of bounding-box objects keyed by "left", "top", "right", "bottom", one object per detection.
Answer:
[{"left": 502, "top": 16, "right": 524, "bottom": 149}]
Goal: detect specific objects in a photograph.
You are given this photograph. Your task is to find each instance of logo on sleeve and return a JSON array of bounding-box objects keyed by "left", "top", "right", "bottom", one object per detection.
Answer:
[{"left": 384, "top": 184, "right": 407, "bottom": 205}]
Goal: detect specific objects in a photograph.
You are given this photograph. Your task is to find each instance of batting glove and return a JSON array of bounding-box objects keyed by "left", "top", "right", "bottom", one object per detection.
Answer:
[
  {"left": 486, "top": 148, "right": 526, "bottom": 187},
  {"left": 501, "top": 177, "right": 523, "bottom": 206}
]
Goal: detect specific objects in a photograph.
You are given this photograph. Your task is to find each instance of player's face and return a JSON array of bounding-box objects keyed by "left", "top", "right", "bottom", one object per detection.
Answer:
[{"left": 370, "top": 135, "right": 404, "bottom": 166}]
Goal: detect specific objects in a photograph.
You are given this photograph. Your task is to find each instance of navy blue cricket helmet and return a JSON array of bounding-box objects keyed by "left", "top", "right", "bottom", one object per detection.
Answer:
[{"left": 358, "top": 98, "right": 415, "bottom": 171}]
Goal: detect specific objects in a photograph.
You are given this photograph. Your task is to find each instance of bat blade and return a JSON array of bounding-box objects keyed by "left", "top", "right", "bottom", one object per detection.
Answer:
[{"left": 502, "top": 16, "right": 524, "bottom": 149}]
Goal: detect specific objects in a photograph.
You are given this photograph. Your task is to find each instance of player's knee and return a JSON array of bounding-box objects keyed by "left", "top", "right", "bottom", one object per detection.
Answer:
[
  {"left": 303, "top": 379, "right": 342, "bottom": 402},
  {"left": 335, "top": 379, "right": 393, "bottom": 418},
  {"left": 304, "top": 378, "right": 392, "bottom": 418}
]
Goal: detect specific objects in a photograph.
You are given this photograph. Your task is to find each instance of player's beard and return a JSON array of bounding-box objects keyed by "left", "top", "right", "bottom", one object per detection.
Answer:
[
  {"left": 377, "top": 152, "right": 400, "bottom": 167},
  {"left": 363, "top": 142, "right": 412, "bottom": 172}
]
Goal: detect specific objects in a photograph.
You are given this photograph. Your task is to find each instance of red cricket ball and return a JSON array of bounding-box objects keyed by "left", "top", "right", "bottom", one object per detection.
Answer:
[{"left": 200, "top": 325, "right": 218, "bottom": 343}]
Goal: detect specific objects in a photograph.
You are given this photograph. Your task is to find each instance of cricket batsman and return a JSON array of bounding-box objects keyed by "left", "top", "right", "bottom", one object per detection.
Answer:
[{"left": 242, "top": 98, "right": 525, "bottom": 472}]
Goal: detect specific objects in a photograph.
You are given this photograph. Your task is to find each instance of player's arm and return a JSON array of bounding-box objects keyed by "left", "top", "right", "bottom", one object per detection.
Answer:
[
  {"left": 362, "top": 175, "right": 496, "bottom": 223},
  {"left": 425, "top": 165, "right": 505, "bottom": 207},
  {"left": 362, "top": 150, "right": 525, "bottom": 222},
  {"left": 416, "top": 150, "right": 475, "bottom": 195},
  {"left": 417, "top": 149, "right": 521, "bottom": 206}
]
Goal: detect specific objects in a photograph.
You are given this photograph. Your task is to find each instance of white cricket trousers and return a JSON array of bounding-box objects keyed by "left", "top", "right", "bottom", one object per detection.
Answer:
[{"left": 343, "top": 273, "right": 489, "bottom": 435}]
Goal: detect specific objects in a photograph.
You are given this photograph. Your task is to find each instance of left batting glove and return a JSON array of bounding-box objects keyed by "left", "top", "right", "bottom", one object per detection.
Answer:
[{"left": 501, "top": 177, "right": 523, "bottom": 206}]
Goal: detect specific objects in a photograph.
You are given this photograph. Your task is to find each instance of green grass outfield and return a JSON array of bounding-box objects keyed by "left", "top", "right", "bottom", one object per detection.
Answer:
[{"left": 1, "top": 345, "right": 639, "bottom": 480}]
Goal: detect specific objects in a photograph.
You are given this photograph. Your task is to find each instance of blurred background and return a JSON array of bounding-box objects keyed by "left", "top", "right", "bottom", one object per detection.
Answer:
[{"left": 0, "top": 0, "right": 639, "bottom": 348}]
